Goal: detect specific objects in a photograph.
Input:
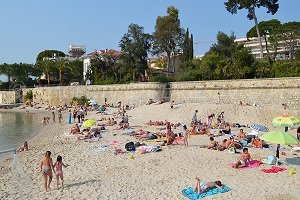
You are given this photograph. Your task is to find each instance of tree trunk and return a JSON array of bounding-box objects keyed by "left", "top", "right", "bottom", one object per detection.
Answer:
[
  {"left": 47, "top": 71, "right": 50, "bottom": 86},
  {"left": 252, "top": 7, "right": 264, "bottom": 59},
  {"left": 166, "top": 52, "right": 171, "bottom": 77},
  {"left": 59, "top": 70, "right": 62, "bottom": 85}
]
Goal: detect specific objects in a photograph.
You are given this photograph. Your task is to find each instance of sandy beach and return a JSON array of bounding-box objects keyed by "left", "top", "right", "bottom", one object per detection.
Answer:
[{"left": 1, "top": 103, "right": 300, "bottom": 200}]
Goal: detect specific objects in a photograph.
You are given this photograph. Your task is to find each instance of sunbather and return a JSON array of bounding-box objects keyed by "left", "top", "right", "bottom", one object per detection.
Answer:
[
  {"left": 232, "top": 148, "right": 252, "bottom": 168},
  {"left": 235, "top": 129, "right": 246, "bottom": 140},
  {"left": 207, "top": 137, "right": 218, "bottom": 150},
  {"left": 218, "top": 139, "right": 228, "bottom": 151},
  {"left": 194, "top": 177, "right": 223, "bottom": 195}
]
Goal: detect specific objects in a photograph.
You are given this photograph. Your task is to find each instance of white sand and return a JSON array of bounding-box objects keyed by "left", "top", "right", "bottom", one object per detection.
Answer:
[{"left": 1, "top": 103, "right": 300, "bottom": 200}]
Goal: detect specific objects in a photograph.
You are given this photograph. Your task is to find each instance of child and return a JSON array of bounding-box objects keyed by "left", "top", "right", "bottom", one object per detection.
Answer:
[
  {"left": 53, "top": 155, "right": 68, "bottom": 190},
  {"left": 232, "top": 148, "right": 252, "bottom": 168},
  {"left": 182, "top": 125, "right": 188, "bottom": 147},
  {"left": 194, "top": 177, "right": 223, "bottom": 195}
]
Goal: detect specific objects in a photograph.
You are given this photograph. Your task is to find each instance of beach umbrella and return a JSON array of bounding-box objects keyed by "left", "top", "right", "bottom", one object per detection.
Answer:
[
  {"left": 250, "top": 123, "right": 269, "bottom": 132},
  {"left": 260, "top": 131, "right": 299, "bottom": 159},
  {"left": 272, "top": 115, "right": 300, "bottom": 127},
  {"left": 88, "top": 100, "right": 98, "bottom": 106},
  {"left": 83, "top": 119, "right": 96, "bottom": 128}
]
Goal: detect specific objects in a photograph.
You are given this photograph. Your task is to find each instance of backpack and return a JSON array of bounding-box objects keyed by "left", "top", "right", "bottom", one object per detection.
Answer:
[{"left": 125, "top": 142, "right": 135, "bottom": 151}]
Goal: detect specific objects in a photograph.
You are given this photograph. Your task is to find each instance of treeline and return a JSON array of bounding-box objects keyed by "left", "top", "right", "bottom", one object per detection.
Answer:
[
  {"left": 173, "top": 31, "right": 300, "bottom": 82},
  {"left": 1, "top": 2, "right": 300, "bottom": 87}
]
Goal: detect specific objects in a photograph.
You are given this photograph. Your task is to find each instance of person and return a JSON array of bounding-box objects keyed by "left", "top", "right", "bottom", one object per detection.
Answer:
[
  {"left": 40, "top": 151, "right": 55, "bottom": 192},
  {"left": 53, "top": 155, "right": 68, "bottom": 190},
  {"left": 73, "top": 110, "right": 77, "bottom": 122},
  {"left": 250, "top": 136, "right": 264, "bottom": 148},
  {"left": 52, "top": 111, "right": 56, "bottom": 123},
  {"left": 71, "top": 124, "right": 80, "bottom": 134},
  {"left": 170, "top": 101, "right": 174, "bottom": 109},
  {"left": 182, "top": 125, "right": 188, "bottom": 147},
  {"left": 207, "top": 137, "right": 218, "bottom": 150},
  {"left": 58, "top": 110, "right": 62, "bottom": 123},
  {"left": 166, "top": 122, "right": 172, "bottom": 145},
  {"left": 194, "top": 177, "right": 223, "bottom": 195},
  {"left": 192, "top": 110, "right": 198, "bottom": 126},
  {"left": 17, "top": 141, "right": 28, "bottom": 152},
  {"left": 217, "top": 112, "right": 225, "bottom": 128},
  {"left": 227, "top": 136, "right": 242, "bottom": 150},
  {"left": 217, "top": 139, "right": 227, "bottom": 151},
  {"left": 68, "top": 110, "right": 72, "bottom": 124},
  {"left": 232, "top": 148, "right": 252, "bottom": 168},
  {"left": 297, "top": 126, "right": 300, "bottom": 140},
  {"left": 206, "top": 114, "right": 215, "bottom": 128},
  {"left": 236, "top": 129, "right": 246, "bottom": 140}
]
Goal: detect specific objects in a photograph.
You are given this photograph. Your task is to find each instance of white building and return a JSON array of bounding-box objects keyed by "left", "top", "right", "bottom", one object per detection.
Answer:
[{"left": 235, "top": 37, "right": 300, "bottom": 60}]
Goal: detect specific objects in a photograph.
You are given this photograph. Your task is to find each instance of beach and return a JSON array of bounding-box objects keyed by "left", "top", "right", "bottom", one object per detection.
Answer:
[{"left": 1, "top": 103, "right": 300, "bottom": 200}]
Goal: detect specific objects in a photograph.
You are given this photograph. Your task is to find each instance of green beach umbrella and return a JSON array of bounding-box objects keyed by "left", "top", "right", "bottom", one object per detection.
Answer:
[
  {"left": 260, "top": 131, "right": 299, "bottom": 146},
  {"left": 260, "top": 131, "right": 299, "bottom": 159},
  {"left": 83, "top": 119, "right": 96, "bottom": 128},
  {"left": 272, "top": 115, "right": 300, "bottom": 127}
]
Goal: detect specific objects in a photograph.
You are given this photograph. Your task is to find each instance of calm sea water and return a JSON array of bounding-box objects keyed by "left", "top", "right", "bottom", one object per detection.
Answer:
[{"left": 0, "top": 112, "right": 43, "bottom": 153}]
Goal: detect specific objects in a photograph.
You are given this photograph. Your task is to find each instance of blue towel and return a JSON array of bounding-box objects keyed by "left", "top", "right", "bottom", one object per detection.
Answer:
[{"left": 182, "top": 186, "right": 231, "bottom": 200}]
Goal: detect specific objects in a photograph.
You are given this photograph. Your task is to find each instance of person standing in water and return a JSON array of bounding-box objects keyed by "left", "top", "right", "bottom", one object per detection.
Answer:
[{"left": 40, "top": 151, "right": 55, "bottom": 192}]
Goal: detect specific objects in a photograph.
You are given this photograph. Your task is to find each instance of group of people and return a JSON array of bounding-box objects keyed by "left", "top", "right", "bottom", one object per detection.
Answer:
[{"left": 40, "top": 151, "right": 68, "bottom": 192}]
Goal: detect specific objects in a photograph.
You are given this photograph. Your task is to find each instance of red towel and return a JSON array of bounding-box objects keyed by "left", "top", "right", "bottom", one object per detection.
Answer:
[{"left": 261, "top": 166, "right": 287, "bottom": 173}]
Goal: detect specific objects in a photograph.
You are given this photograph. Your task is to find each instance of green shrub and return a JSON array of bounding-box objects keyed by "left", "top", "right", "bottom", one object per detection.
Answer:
[
  {"left": 24, "top": 90, "right": 33, "bottom": 101},
  {"left": 149, "top": 74, "right": 174, "bottom": 83}
]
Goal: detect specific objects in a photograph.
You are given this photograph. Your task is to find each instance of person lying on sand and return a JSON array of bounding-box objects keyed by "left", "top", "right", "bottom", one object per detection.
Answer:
[
  {"left": 218, "top": 139, "right": 228, "bottom": 151},
  {"left": 207, "top": 137, "right": 218, "bottom": 150},
  {"left": 250, "top": 137, "right": 265, "bottom": 148},
  {"left": 227, "top": 136, "right": 242, "bottom": 150},
  {"left": 194, "top": 177, "right": 223, "bottom": 195},
  {"left": 232, "top": 148, "right": 252, "bottom": 168}
]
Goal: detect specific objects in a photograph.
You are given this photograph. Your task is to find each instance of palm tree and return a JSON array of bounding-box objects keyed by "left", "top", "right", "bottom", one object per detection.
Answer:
[
  {"left": 54, "top": 58, "right": 69, "bottom": 85},
  {"left": 37, "top": 59, "right": 53, "bottom": 86}
]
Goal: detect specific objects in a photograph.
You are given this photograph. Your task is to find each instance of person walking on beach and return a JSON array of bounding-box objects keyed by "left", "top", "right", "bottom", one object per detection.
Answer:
[
  {"left": 73, "top": 110, "right": 77, "bottom": 123},
  {"left": 182, "top": 125, "right": 188, "bottom": 147},
  {"left": 58, "top": 110, "right": 62, "bottom": 123},
  {"left": 192, "top": 110, "right": 198, "bottom": 126},
  {"left": 53, "top": 155, "right": 69, "bottom": 190},
  {"left": 40, "top": 151, "right": 55, "bottom": 192},
  {"left": 52, "top": 111, "right": 56, "bottom": 123}
]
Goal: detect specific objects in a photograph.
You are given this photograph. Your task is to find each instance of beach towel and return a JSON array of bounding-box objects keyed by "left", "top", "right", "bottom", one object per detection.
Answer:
[
  {"left": 261, "top": 166, "right": 287, "bottom": 173},
  {"left": 93, "top": 144, "right": 109, "bottom": 152},
  {"left": 228, "top": 160, "right": 261, "bottom": 169},
  {"left": 182, "top": 186, "right": 231, "bottom": 200},
  {"left": 110, "top": 140, "right": 123, "bottom": 145}
]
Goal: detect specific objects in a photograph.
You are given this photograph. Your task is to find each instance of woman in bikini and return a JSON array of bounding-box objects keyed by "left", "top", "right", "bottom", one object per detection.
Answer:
[{"left": 40, "top": 151, "right": 55, "bottom": 192}]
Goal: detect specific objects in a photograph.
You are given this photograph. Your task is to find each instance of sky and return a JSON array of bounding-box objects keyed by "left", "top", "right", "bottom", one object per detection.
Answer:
[{"left": 0, "top": 0, "right": 299, "bottom": 66}]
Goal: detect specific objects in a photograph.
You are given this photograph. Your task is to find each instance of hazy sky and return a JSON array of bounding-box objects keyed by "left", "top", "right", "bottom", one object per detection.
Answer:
[{"left": 0, "top": 0, "right": 299, "bottom": 64}]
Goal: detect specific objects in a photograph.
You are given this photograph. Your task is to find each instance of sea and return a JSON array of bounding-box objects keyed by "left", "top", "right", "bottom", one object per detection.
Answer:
[{"left": 0, "top": 112, "right": 44, "bottom": 154}]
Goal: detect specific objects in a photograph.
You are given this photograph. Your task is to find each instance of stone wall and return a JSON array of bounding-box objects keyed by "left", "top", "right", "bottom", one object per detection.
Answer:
[
  {"left": 23, "top": 77, "right": 300, "bottom": 109},
  {"left": 0, "top": 91, "right": 16, "bottom": 104},
  {"left": 26, "top": 83, "right": 167, "bottom": 107},
  {"left": 169, "top": 78, "right": 300, "bottom": 109}
]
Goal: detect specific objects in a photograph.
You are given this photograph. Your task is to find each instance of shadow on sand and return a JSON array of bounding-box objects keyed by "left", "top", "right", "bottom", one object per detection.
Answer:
[
  {"left": 65, "top": 179, "right": 99, "bottom": 188},
  {"left": 285, "top": 158, "right": 300, "bottom": 166}
]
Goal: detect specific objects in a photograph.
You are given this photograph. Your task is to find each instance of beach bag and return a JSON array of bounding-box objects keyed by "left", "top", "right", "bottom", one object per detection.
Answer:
[
  {"left": 125, "top": 142, "right": 135, "bottom": 151},
  {"left": 266, "top": 156, "right": 277, "bottom": 165}
]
